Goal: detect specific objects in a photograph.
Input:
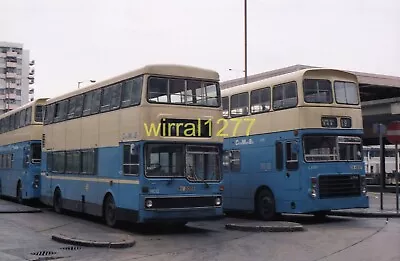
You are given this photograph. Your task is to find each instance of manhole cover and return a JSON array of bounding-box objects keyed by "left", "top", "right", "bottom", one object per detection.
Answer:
[
  {"left": 60, "top": 246, "right": 82, "bottom": 251},
  {"left": 30, "top": 250, "right": 57, "bottom": 256}
]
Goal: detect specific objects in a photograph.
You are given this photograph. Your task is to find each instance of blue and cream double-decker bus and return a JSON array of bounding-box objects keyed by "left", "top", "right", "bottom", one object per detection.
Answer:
[
  {"left": 0, "top": 99, "right": 47, "bottom": 202},
  {"left": 40, "top": 64, "right": 224, "bottom": 227},
  {"left": 221, "top": 68, "right": 369, "bottom": 220}
]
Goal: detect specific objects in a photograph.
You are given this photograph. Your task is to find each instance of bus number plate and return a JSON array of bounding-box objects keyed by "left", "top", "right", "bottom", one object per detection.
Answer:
[{"left": 179, "top": 186, "right": 195, "bottom": 192}]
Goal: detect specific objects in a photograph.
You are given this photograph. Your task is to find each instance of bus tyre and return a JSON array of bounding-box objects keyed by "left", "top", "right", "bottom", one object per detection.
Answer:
[
  {"left": 104, "top": 195, "right": 117, "bottom": 227},
  {"left": 53, "top": 189, "right": 63, "bottom": 214},
  {"left": 256, "top": 189, "right": 276, "bottom": 221},
  {"left": 16, "top": 181, "right": 23, "bottom": 204}
]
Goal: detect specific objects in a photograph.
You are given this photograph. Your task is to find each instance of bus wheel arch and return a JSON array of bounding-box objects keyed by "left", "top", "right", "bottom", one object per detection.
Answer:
[
  {"left": 53, "top": 187, "right": 63, "bottom": 214},
  {"left": 102, "top": 192, "right": 118, "bottom": 227},
  {"left": 254, "top": 186, "right": 277, "bottom": 221}
]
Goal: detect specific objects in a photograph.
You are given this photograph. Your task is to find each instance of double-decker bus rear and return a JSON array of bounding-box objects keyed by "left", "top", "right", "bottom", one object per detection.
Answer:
[{"left": 0, "top": 99, "right": 46, "bottom": 202}]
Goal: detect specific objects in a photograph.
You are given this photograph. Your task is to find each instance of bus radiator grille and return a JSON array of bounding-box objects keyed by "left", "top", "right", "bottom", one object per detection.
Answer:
[
  {"left": 147, "top": 196, "right": 217, "bottom": 209},
  {"left": 318, "top": 175, "right": 361, "bottom": 199}
]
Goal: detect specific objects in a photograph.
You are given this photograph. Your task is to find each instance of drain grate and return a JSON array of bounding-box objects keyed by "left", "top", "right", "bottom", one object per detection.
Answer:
[
  {"left": 30, "top": 250, "right": 57, "bottom": 256},
  {"left": 60, "top": 246, "right": 82, "bottom": 251}
]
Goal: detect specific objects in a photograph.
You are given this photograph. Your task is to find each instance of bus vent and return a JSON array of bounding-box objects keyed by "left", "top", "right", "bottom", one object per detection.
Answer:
[
  {"left": 318, "top": 175, "right": 361, "bottom": 199},
  {"left": 42, "top": 134, "right": 46, "bottom": 148}
]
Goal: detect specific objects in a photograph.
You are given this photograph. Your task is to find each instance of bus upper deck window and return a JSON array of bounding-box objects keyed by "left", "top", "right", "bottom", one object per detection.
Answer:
[
  {"left": 147, "top": 77, "right": 219, "bottom": 107},
  {"left": 222, "top": 97, "right": 229, "bottom": 118},
  {"left": 334, "top": 81, "right": 359, "bottom": 105},
  {"left": 303, "top": 79, "right": 332, "bottom": 104},
  {"left": 35, "top": 105, "right": 43, "bottom": 122}
]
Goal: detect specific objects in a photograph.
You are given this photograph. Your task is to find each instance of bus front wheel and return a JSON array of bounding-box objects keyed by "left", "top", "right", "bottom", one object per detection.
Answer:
[
  {"left": 103, "top": 195, "right": 117, "bottom": 227},
  {"left": 255, "top": 189, "right": 276, "bottom": 221}
]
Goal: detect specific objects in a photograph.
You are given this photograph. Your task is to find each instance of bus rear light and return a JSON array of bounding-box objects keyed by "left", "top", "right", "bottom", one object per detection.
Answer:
[{"left": 219, "top": 185, "right": 224, "bottom": 191}]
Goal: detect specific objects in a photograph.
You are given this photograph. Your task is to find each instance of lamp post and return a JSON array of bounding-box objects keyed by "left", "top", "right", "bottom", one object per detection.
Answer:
[
  {"left": 244, "top": 0, "right": 248, "bottom": 84},
  {"left": 78, "top": 79, "right": 96, "bottom": 89}
]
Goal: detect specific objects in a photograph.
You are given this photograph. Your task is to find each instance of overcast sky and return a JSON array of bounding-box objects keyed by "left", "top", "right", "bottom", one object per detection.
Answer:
[{"left": 2, "top": 0, "right": 399, "bottom": 99}]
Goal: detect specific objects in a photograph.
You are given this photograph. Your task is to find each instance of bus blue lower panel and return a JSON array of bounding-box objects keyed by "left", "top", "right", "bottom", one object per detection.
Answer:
[
  {"left": 276, "top": 195, "right": 369, "bottom": 213},
  {"left": 138, "top": 208, "right": 223, "bottom": 223},
  {"left": 40, "top": 142, "right": 224, "bottom": 223},
  {"left": 223, "top": 128, "right": 369, "bottom": 214},
  {"left": 0, "top": 140, "right": 41, "bottom": 200}
]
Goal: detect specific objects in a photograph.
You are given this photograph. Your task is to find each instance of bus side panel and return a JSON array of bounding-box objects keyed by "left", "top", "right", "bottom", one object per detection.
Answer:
[
  {"left": 66, "top": 118, "right": 81, "bottom": 150},
  {"left": 40, "top": 151, "right": 53, "bottom": 206},
  {"left": 53, "top": 124, "right": 66, "bottom": 151},
  {"left": 81, "top": 116, "right": 99, "bottom": 149},
  {"left": 223, "top": 131, "right": 301, "bottom": 212},
  {"left": 0, "top": 142, "right": 23, "bottom": 199},
  {"left": 95, "top": 146, "right": 125, "bottom": 217},
  {"left": 0, "top": 144, "right": 13, "bottom": 197},
  {"left": 111, "top": 144, "right": 140, "bottom": 222}
]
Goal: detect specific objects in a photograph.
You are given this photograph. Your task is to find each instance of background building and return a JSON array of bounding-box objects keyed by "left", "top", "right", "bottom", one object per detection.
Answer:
[{"left": 0, "top": 41, "right": 35, "bottom": 115}]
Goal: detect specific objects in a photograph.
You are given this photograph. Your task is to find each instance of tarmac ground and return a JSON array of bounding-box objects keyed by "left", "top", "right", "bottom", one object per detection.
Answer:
[{"left": 0, "top": 193, "right": 398, "bottom": 261}]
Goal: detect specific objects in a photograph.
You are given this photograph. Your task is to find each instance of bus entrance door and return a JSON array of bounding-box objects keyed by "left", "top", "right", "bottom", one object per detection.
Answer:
[{"left": 283, "top": 140, "right": 301, "bottom": 191}]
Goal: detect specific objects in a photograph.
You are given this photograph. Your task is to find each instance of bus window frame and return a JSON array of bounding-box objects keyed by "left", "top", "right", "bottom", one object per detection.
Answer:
[
  {"left": 250, "top": 86, "right": 271, "bottom": 115},
  {"left": 272, "top": 81, "right": 298, "bottom": 111},
  {"left": 333, "top": 81, "right": 360, "bottom": 105},
  {"left": 122, "top": 143, "right": 140, "bottom": 176},
  {"left": 146, "top": 76, "right": 221, "bottom": 108},
  {"left": 285, "top": 141, "right": 299, "bottom": 170},
  {"left": 302, "top": 134, "right": 363, "bottom": 163},
  {"left": 302, "top": 79, "right": 333, "bottom": 104},
  {"left": 222, "top": 96, "right": 229, "bottom": 118},
  {"left": 275, "top": 142, "right": 283, "bottom": 171},
  {"left": 230, "top": 92, "right": 249, "bottom": 118},
  {"left": 43, "top": 75, "right": 144, "bottom": 125},
  {"left": 229, "top": 150, "right": 241, "bottom": 172}
]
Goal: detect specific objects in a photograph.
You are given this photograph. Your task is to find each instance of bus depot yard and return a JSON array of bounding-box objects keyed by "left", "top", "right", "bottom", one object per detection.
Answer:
[
  {"left": 0, "top": 64, "right": 399, "bottom": 260},
  {"left": 0, "top": 192, "right": 399, "bottom": 261}
]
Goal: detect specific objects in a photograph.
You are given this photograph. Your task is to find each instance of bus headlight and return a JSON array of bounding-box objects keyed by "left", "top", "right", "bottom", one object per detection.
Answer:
[
  {"left": 309, "top": 177, "right": 317, "bottom": 199},
  {"left": 32, "top": 175, "right": 40, "bottom": 188},
  {"left": 215, "top": 196, "right": 222, "bottom": 206},
  {"left": 145, "top": 199, "right": 153, "bottom": 208},
  {"left": 310, "top": 189, "right": 317, "bottom": 198}
]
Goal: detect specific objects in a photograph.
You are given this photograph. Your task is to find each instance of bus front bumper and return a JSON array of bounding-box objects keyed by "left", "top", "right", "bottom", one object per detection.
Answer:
[
  {"left": 138, "top": 206, "right": 224, "bottom": 223},
  {"left": 277, "top": 195, "right": 369, "bottom": 214}
]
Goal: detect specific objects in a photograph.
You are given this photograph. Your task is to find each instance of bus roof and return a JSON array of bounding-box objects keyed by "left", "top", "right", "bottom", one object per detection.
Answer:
[
  {"left": 221, "top": 68, "right": 358, "bottom": 97},
  {"left": 0, "top": 98, "right": 48, "bottom": 120},
  {"left": 46, "top": 64, "right": 220, "bottom": 104}
]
